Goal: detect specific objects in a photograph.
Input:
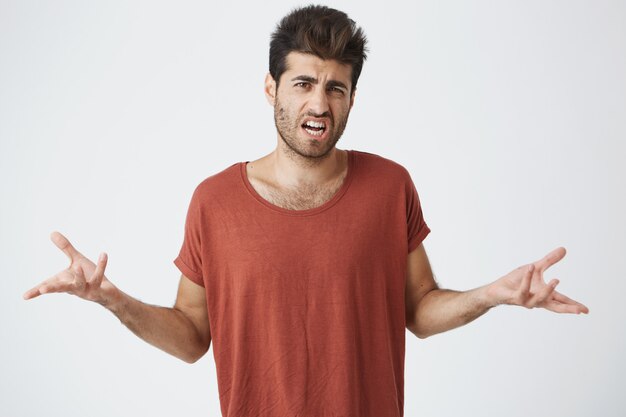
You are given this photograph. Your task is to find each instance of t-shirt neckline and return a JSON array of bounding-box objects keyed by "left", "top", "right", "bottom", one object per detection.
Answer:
[{"left": 239, "top": 149, "right": 356, "bottom": 217}]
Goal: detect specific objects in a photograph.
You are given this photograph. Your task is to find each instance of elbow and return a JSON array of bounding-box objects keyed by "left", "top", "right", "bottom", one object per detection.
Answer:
[
  {"left": 414, "top": 328, "right": 433, "bottom": 340},
  {"left": 415, "top": 331, "right": 431, "bottom": 340},
  {"left": 179, "top": 343, "right": 210, "bottom": 364},
  {"left": 181, "top": 354, "right": 201, "bottom": 364},
  {"left": 180, "top": 350, "right": 204, "bottom": 364},
  {"left": 406, "top": 289, "right": 440, "bottom": 340},
  {"left": 406, "top": 321, "right": 432, "bottom": 340}
]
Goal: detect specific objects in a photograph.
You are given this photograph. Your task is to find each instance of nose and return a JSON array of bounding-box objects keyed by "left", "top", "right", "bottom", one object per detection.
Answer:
[{"left": 307, "top": 85, "right": 330, "bottom": 115}]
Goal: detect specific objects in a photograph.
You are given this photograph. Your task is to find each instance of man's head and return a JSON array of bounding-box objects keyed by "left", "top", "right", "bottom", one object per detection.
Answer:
[
  {"left": 266, "top": 5, "right": 368, "bottom": 160},
  {"left": 269, "top": 4, "right": 368, "bottom": 96}
]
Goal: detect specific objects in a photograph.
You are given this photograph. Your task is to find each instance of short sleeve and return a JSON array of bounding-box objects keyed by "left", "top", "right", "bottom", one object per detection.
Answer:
[
  {"left": 174, "top": 187, "right": 205, "bottom": 287},
  {"left": 406, "top": 174, "right": 431, "bottom": 253}
]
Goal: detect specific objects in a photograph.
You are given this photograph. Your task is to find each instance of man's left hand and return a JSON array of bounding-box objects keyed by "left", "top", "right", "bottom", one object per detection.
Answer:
[{"left": 485, "top": 247, "right": 589, "bottom": 314}]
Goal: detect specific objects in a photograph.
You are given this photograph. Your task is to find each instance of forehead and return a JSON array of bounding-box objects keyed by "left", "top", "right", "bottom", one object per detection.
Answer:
[{"left": 283, "top": 51, "right": 352, "bottom": 83}]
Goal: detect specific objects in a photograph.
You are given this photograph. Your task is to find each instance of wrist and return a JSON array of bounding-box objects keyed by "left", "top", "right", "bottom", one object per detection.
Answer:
[
  {"left": 99, "top": 281, "right": 125, "bottom": 312},
  {"left": 476, "top": 283, "right": 500, "bottom": 310}
]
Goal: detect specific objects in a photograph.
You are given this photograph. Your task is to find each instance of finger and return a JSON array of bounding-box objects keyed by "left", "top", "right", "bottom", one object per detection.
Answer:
[
  {"left": 23, "top": 286, "right": 44, "bottom": 300},
  {"left": 553, "top": 291, "right": 590, "bottom": 314},
  {"left": 531, "top": 279, "right": 559, "bottom": 307},
  {"left": 553, "top": 290, "right": 580, "bottom": 305},
  {"left": 88, "top": 252, "right": 108, "bottom": 286},
  {"left": 37, "top": 280, "right": 76, "bottom": 295},
  {"left": 543, "top": 300, "right": 585, "bottom": 314},
  {"left": 50, "top": 231, "right": 84, "bottom": 263},
  {"left": 23, "top": 274, "right": 63, "bottom": 300},
  {"left": 535, "top": 246, "right": 567, "bottom": 273}
]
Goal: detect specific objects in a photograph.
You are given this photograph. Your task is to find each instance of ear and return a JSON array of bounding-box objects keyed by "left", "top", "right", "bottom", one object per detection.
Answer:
[{"left": 264, "top": 73, "right": 277, "bottom": 106}]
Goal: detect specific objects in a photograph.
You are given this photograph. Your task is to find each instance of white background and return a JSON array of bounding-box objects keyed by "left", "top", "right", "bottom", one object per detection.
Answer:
[{"left": 1, "top": 1, "right": 624, "bottom": 416}]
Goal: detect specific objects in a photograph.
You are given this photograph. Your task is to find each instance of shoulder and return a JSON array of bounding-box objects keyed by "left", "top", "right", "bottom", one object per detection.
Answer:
[
  {"left": 189, "top": 162, "right": 242, "bottom": 205},
  {"left": 352, "top": 149, "right": 413, "bottom": 184}
]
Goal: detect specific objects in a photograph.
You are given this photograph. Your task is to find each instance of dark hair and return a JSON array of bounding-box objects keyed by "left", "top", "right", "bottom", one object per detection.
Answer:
[{"left": 269, "top": 4, "right": 368, "bottom": 95}]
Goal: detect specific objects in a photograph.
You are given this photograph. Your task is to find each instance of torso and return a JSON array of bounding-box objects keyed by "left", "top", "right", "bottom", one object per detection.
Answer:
[{"left": 245, "top": 151, "right": 348, "bottom": 211}]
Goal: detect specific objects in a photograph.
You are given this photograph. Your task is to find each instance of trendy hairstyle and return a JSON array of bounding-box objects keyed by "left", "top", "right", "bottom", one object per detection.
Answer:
[{"left": 269, "top": 4, "right": 368, "bottom": 95}]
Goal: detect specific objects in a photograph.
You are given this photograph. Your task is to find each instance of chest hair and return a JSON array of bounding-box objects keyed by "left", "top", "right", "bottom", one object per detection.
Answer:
[{"left": 250, "top": 174, "right": 346, "bottom": 211}]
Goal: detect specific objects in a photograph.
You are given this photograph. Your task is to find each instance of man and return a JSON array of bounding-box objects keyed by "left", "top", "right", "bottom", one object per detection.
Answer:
[{"left": 24, "top": 4, "right": 589, "bottom": 417}]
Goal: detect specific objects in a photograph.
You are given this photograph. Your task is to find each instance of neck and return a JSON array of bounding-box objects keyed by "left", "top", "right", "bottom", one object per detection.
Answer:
[{"left": 270, "top": 143, "right": 347, "bottom": 188}]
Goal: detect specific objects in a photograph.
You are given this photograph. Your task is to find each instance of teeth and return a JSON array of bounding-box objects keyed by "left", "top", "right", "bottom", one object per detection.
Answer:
[
  {"left": 304, "top": 128, "right": 323, "bottom": 136},
  {"left": 304, "top": 120, "right": 326, "bottom": 129}
]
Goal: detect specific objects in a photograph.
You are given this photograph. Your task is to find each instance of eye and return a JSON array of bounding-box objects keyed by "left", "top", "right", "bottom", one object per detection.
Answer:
[
  {"left": 295, "top": 82, "right": 309, "bottom": 88},
  {"left": 329, "top": 86, "right": 345, "bottom": 95}
]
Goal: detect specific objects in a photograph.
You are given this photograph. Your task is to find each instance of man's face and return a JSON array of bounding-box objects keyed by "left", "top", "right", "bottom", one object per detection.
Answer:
[{"left": 265, "top": 51, "right": 355, "bottom": 160}]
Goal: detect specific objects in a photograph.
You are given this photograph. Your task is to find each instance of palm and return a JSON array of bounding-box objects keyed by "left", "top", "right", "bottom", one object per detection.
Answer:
[
  {"left": 23, "top": 231, "right": 112, "bottom": 304},
  {"left": 488, "top": 247, "right": 589, "bottom": 314}
]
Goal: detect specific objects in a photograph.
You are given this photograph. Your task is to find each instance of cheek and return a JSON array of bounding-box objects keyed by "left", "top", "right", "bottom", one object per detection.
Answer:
[
  {"left": 276, "top": 106, "right": 298, "bottom": 127},
  {"left": 332, "top": 103, "right": 351, "bottom": 122},
  {"left": 279, "top": 100, "right": 301, "bottom": 119},
  {"left": 276, "top": 107, "right": 286, "bottom": 121}
]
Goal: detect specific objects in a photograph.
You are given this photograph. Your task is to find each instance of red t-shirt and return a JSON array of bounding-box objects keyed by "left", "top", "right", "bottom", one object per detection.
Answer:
[{"left": 174, "top": 149, "right": 430, "bottom": 417}]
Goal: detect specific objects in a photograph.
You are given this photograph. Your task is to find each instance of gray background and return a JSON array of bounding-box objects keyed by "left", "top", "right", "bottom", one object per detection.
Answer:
[{"left": 1, "top": 0, "right": 624, "bottom": 416}]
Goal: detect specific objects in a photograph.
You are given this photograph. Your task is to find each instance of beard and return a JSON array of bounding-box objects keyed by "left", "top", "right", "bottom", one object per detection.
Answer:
[{"left": 273, "top": 97, "right": 350, "bottom": 162}]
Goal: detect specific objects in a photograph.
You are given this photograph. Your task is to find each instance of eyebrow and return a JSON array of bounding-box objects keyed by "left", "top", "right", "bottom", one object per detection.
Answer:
[{"left": 290, "top": 75, "right": 348, "bottom": 91}]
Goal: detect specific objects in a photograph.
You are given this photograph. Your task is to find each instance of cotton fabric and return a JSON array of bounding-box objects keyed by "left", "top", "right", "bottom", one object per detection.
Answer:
[{"left": 174, "top": 149, "right": 430, "bottom": 417}]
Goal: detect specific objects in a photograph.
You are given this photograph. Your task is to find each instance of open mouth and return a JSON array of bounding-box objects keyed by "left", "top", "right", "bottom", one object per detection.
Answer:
[{"left": 301, "top": 120, "right": 327, "bottom": 139}]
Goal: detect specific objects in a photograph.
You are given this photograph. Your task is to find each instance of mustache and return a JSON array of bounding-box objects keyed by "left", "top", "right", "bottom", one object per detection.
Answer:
[
  {"left": 301, "top": 111, "right": 332, "bottom": 123},
  {"left": 304, "top": 111, "right": 331, "bottom": 118}
]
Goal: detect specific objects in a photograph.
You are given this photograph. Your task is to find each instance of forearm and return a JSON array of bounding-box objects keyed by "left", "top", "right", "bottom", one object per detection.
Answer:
[
  {"left": 101, "top": 287, "right": 207, "bottom": 363},
  {"left": 410, "top": 285, "right": 495, "bottom": 339}
]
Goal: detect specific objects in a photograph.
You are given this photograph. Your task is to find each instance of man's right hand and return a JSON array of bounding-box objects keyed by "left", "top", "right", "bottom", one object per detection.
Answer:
[
  {"left": 23, "top": 231, "right": 117, "bottom": 306},
  {"left": 23, "top": 231, "right": 211, "bottom": 363}
]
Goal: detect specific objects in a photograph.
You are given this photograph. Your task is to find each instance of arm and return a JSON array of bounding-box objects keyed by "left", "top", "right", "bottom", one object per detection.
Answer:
[
  {"left": 23, "top": 231, "right": 211, "bottom": 363},
  {"left": 404, "top": 242, "right": 492, "bottom": 338},
  {"left": 105, "top": 274, "right": 211, "bottom": 363},
  {"left": 405, "top": 243, "right": 589, "bottom": 339}
]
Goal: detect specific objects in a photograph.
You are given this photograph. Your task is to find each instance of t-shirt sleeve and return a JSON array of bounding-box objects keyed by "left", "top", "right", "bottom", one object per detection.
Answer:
[
  {"left": 174, "top": 187, "right": 205, "bottom": 287},
  {"left": 406, "top": 174, "right": 431, "bottom": 254}
]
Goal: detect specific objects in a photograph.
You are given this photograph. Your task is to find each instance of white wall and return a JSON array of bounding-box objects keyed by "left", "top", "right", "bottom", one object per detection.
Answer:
[{"left": 1, "top": 0, "right": 624, "bottom": 416}]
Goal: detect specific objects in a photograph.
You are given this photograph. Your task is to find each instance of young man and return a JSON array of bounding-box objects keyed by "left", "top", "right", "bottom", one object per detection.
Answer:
[{"left": 24, "top": 5, "right": 588, "bottom": 417}]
